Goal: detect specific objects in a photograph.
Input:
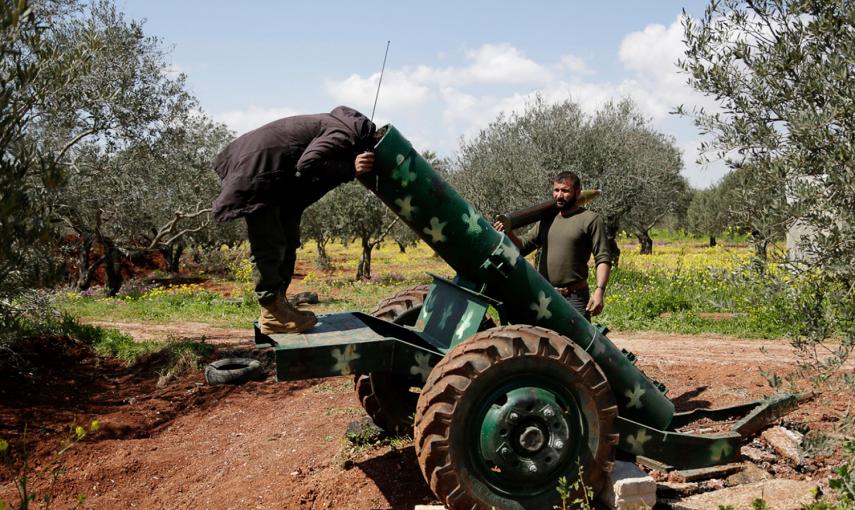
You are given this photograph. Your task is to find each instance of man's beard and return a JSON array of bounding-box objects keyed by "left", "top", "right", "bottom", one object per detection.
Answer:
[{"left": 555, "top": 197, "right": 576, "bottom": 210}]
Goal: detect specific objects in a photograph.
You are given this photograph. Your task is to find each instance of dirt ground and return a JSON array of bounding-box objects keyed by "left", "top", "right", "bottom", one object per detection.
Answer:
[{"left": 0, "top": 323, "right": 850, "bottom": 509}]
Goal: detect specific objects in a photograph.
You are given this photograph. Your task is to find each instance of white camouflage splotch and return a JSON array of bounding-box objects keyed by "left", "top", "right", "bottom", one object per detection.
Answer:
[
  {"left": 410, "top": 352, "right": 433, "bottom": 382},
  {"left": 423, "top": 217, "right": 448, "bottom": 243},
  {"left": 461, "top": 206, "right": 483, "bottom": 234},
  {"left": 453, "top": 308, "right": 476, "bottom": 340},
  {"left": 626, "top": 428, "right": 652, "bottom": 455},
  {"left": 331, "top": 345, "right": 361, "bottom": 376},
  {"left": 394, "top": 195, "right": 416, "bottom": 221},
  {"left": 530, "top": 291, "right": 552, "bottom": 320},
  {"left": 625, "top": 383, "right": 646, "bottom": 409},
  {"left": 392, "top": 164, "right": 417, "bottom": 187}
]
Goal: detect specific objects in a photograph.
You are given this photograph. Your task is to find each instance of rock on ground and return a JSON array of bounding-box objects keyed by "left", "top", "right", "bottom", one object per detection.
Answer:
[{"left": 669, "top": 479, "right": 817, "bottom": 510}]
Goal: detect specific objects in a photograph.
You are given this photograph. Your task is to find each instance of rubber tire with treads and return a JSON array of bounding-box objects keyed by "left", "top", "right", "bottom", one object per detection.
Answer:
[
  {"left": 353, "top": 285, "right": 430, "bottom": 434},
  {"left": 414, "top": 325, "right": 619, "bottom": 510},
  {"left": 204, "top": 357, "right": 263, "bottom": 385}
]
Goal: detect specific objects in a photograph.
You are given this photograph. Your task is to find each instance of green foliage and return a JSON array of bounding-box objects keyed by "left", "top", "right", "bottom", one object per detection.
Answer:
[
  {"left": 0, "top": 421, "right": 99, "bottom": 510},
  {"left": 552, "top": 465, "right": 593, "bottom": 510},
  {"left": 680, "top": 0, "right": 854, "bottom": 392},
  {"left": 751, "top": 498, "right": 769, "bottom": 510},
  {"left": 601, "top": 264, "right": 809, "bottom": 338},
  {"left": 14, "top": 305, "right": 213, "bottom": 364},
  {"left": 829, "top": 440, "right": 855, "bottom": 505},
  {"left": 57, "top": 237, "right": 836, "bottom": 340},
  {"left": 0, "top": 0, "right": 82, "bottom": 339}
]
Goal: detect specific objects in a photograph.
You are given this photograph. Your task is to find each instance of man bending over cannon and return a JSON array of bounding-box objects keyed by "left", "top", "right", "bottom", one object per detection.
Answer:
[
  {"left": 212, "top": 106, "right": 376, "bottom": 334},
  {"left": 495, "top": 171, "right": 611, "bottom": 320}
]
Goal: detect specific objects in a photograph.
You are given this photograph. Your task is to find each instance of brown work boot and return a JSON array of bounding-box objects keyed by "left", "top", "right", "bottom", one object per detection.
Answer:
[
  {"left": 258, "top": 299, "right": 317, "bottom": 334},
  {"left": 279, "top": 293, "right": 317, "bottom": 321}
]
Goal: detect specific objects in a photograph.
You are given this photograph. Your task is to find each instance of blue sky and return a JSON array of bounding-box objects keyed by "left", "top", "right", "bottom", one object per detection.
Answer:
[{"left": 120, "top": 1, "right": 727, "bottom": 188}]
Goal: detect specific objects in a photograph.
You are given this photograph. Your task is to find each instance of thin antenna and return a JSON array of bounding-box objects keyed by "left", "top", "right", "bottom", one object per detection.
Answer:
[{"left": 370, "top": 40, "right": 391, "bottom": 122}]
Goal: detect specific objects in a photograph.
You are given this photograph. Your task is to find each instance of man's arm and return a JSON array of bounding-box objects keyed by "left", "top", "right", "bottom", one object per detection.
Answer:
[
  {"left": 586, "top": 262, "right": 611, "bottom": 316},
  {"left": 493, "top": 221, "right": 539, "bottom": 255},
  {"left": 586, "top": 214, "right": 613, "bottom": 316}
]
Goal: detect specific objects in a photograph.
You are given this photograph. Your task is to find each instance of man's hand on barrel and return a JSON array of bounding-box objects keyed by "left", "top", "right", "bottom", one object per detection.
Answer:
[{"left": 355, "top": 152, "right": 375, "bottom": 176}]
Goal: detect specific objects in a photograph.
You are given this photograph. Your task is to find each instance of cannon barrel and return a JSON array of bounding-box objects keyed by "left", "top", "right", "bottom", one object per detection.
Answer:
[{"left": 361, "top": 125, "right": 674, "bottom": 429}]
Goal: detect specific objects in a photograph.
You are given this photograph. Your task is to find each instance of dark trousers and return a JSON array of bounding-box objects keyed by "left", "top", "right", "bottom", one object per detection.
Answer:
[
  {"left": 245, "top": 206, "right": 302, "bottom": 305},
  {"left": 563, "top": 287, "right": 591, "bottom": 322}
]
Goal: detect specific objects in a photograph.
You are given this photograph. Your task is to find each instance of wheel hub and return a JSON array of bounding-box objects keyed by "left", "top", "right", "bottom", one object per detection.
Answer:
[
  {"left": 479, "top": 387, "right": 578, "bottom": 484},
  {"left": 518, "top": 424, "right": 546, "bottom": 452}
]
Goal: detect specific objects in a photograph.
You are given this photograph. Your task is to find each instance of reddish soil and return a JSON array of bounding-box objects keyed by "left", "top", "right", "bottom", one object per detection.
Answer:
[{"left": 0, "top": 327, "right": 849, "bottom": 509}]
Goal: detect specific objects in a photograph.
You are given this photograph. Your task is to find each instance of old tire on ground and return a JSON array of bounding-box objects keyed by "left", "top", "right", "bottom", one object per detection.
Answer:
[
  {"left": 414, "top": 325, "right": 618, "bottom": 510},
  {"left": 204, "top": 357, "right": 263, "bottom": 385},
  {"left": 354, "top": 285, "right": 430, "bottom": 434}
]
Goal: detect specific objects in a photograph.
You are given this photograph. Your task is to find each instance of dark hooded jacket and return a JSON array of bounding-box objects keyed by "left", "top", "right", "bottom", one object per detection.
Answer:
[{"left": 212, "top": 106, "right": 376, "bottom": 223}]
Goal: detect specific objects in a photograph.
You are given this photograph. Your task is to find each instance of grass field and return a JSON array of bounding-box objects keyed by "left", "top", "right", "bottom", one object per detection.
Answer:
[{"left": 57, "top": 232, "right": 804, "bottom": 340}]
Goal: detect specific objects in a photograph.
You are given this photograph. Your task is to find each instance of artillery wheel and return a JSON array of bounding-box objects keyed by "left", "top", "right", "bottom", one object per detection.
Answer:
[
  {"left": 414, "top": 325, "right": 618, "bottom": 510},
  {"left": 354, "top": 285, "right": 430, "bottom": 434}
]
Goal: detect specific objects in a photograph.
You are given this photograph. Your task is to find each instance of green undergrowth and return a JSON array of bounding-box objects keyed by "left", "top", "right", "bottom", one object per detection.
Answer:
[
  {"left": 19, "top": 313, "right": 213, "bottom": 365},
  {"left": 53, "top": 238, "right": 824, "bottom": 341},
  {"left": 56, "top": 286, "right": 260, "bottom": 328},
  {"left": 599, "top": 265, "right": 805, "bottom": 338},
  {"left": 56, "top": 274, "right": 435, "bottom": 328}
]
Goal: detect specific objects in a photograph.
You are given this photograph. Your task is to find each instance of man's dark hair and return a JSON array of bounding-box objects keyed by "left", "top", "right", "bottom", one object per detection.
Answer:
[{"left": 553, "top": 171, "right": 581, "bottom": 189}]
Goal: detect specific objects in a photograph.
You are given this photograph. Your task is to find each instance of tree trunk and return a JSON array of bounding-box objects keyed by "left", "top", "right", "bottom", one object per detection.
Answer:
[
  {"left": 709, "top": 235, "right": 717, "bottom": 247},
  {"left": 605, "top": 221, "right": 621, "bottom": 268},
  {"left": 103, "top": 238, "right": 124, "bottom": 296},
  {"left": 160, "top": 243, "right": 184, "bottom": 274},
  {"left": 396, "top": 241, "right": 406, "bottom": 253},
  {"left": 356, "top": 238, "right": 373, "bottom": 280},
  {"left": 316, "top": 239, "right": 332, "bottom": 270},
  {"left": 636, "top": 230, "right": 653, "bottom": 255},
  {"left": 751, "top": 230, "right": 768, "bottom": 261},
  {"left": 76, "top": 235, "right": 96, "bottom": 291}
]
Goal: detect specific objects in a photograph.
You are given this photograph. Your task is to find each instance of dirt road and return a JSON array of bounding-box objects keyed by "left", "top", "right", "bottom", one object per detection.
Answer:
[{"left": 0, "top": 322, "right": 847, "bottom": 509}]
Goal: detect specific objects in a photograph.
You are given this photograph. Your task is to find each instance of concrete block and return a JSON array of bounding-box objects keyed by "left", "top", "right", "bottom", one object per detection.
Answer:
[{"left": 598, "top": 460, "right": 657, "bottom": 510}]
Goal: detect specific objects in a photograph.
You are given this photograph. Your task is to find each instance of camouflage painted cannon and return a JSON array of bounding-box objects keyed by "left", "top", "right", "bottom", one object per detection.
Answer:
[{"left": 255, "top": 125, "right": 797, "bottom": 509}]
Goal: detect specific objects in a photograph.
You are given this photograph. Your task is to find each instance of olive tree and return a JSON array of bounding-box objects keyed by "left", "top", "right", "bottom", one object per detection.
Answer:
[
  {"left": 302, "top": 191, "right": 346, "bottom": 270},
  {"left": 578, "top": 101, "right": 689, "bottom": 256},
  {"left": 42, "top": 1, "right": 202, "bottom": 294},
  {"left": 329, "top": 181, "right": 399, "bottom": 280},
  {"left": 114, "top": 116, "right": 233, "bottom": 272},
  {"left": 680, "top": 0, "right": 854, "bottom": 380},
  {"left": 680, "top": 0, "right": 853, "bottom": 274},
  {"left": 0, "top": 0, "right": 92, "bottom": 330},
  {"left": 453, "top": 97, "right": 585, "bottom": 219},
  {"left": 454, "top": 97, "right": 690, "bottom": 261},
  {"left": 687, "top": 186, "right": 728, "bottom": 247}
]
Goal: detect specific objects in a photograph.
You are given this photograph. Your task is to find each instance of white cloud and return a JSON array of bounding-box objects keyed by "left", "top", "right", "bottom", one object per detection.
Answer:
[
  {"left": 214, "top": 106, "right": 300, "bottom": 136},
  {"left": 317, "top": 28, "right": 731, "bottom": 187},
  {"left": 463, "top": 43, "right": 551, "bottom": 84},
  {"left": 326, "top": 70, "right": 432, "bottom": 115},
  {"left": 556, "top": 54, "right": 593, "bottom": 76},
  {"left": 616, "top": 16, "right": 720, "bottom": 119},
  {"left": 618, "top": 18, "right": 685, "bottom": 75}
]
